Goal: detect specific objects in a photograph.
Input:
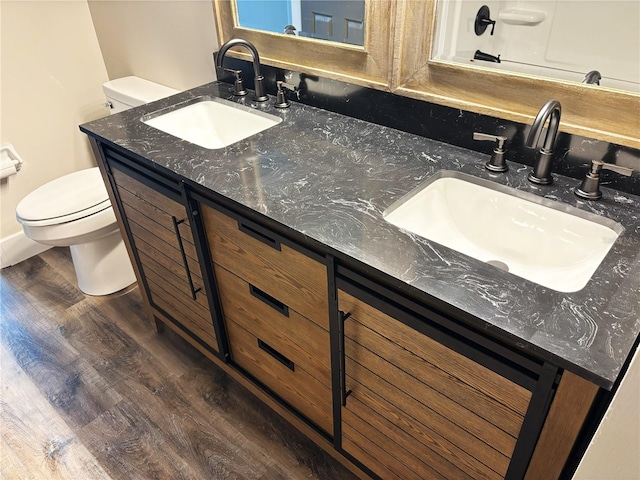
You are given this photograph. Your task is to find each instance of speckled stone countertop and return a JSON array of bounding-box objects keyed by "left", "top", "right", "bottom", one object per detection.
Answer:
[{"left": 81, "top": 81, "right": 640, "bottom": 389}]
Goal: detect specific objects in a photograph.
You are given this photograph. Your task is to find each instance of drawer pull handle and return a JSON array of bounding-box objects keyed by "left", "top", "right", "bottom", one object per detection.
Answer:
[
  {"left": 258, "top": 339, "right": 295, "bottom": 371},
  {"left": 339, "top": 310, "right": 353, "bottom": 406},
  {"left": 172, "top": 215, "right": 201, "bottom": 300},
  {"left": 249, "top": 284, "right": 289, "bottom": 317},
  {"left": 238, "top": 221, "right": 281, "bottom": 251}
]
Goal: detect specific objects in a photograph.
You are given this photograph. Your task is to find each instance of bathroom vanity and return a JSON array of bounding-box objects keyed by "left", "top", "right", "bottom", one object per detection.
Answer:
[{"left": 81, "top": 81, "right": 640, "bottom": 480}]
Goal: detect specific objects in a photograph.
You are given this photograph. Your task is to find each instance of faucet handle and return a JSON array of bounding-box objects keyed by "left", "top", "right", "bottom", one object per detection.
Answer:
[
  {"left": 575, "top": 160, "right": 634, "bottom": 200},
  {"left": 473, "top": 132, "right": 507, "bottom": 147},
  {"left": 474, "top": 5, "right": 496, "bottom": 35},
  {"left": 274, "top": 81, "right": 300, "bottom": 109},
  {"left": 223, "top": 68, "right": 248, "bottom": 96},
  {"left": 595, "top": 160, "right": 633, "bottom": 176},
  {"left": 473, "top": 132, "right": 509, "bottom": 172}
]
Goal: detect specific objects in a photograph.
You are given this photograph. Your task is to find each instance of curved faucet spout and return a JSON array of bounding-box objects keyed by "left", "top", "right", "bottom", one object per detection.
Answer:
[
  {"left": 525, "top": 99, "right": 562, "bottom": 185},
  {"left": 525, "top": 99, "right": 561, "bottom": 153},
  {"left": 216, "top": 38, "right": 268, "bottom": 102},
  {"left": 216, "top": 38, "right": 262, "bottom": 78},
  {"left": 582, "top": 70, "right": 602, "bottom": 85}
]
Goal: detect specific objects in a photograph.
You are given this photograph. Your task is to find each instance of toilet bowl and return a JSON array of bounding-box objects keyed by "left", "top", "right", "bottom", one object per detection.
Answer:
[
  {"left": 16, "top": 76, "right": 179, "bottom": 295},
  {"left": 16, "top": 167, "right": 135, "bottom": 296}
]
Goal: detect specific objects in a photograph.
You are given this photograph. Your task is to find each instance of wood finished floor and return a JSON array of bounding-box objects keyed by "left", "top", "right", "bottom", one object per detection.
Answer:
[{"left": 0, "top": 247, "right": 359, "bottom": 480}]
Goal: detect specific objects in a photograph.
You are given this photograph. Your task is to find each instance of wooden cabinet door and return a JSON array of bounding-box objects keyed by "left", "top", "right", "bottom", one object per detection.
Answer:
[
  {"left": 109, "top": 165, "right": 218, "bottom": 352},
  {"left": 338, "top": 287, "right": 533, "bottom": 480}
]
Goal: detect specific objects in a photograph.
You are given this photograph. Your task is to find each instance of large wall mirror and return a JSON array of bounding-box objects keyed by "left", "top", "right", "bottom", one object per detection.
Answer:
[
  {"left": 432, "top": 0, "right": 639, "bottom": 94},
  {"left": 394, "top": 0, "right": 639, "bottom": 148},
  {"left": 212, "top": 0, "right": 393, "bottom": 89},
  {"left": 212, "top": 0, "right": 639, "bottom": 149}
]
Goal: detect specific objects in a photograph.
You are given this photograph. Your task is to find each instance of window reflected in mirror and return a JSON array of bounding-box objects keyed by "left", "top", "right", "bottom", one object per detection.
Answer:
[
  {"left": 235, "top": 0, "right": 365, "bottom": 46},
  {"left": 432, "top": 0, "right": 640, "bottom": 94}
]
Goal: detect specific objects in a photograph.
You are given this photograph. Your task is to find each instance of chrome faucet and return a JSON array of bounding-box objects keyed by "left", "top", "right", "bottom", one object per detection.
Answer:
[
  {"left": 216, "top": 38, "right": 268, "bottom": 102},
  {"left": 525, "top": 99, "right": 562, "bottom": 185}
]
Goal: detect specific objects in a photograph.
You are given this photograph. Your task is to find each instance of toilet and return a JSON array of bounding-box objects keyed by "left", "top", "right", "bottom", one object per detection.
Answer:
[{"left": 16, "top": 76, "right": 179, "bottom": 296}]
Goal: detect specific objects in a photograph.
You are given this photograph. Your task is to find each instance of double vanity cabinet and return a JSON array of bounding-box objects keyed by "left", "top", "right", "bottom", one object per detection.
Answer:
[
  {"left": 78, "top": 76, "right": 640, "bottom": 480},
  {"left": 87, "top": 135, "right": 603, "bottom": 480}
]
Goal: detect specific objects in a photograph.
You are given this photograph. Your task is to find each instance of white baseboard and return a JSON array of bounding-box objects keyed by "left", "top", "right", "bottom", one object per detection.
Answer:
[{"left": 0, "top": 231, "right": 51, "bottom": 269}]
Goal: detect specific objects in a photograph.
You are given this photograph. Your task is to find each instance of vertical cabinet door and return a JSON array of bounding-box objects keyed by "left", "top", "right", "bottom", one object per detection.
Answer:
[
  {"left": 110, "top": 166, "right": 218, "bottom": 352},
  {"left": 338, "top": 288, "right": 533, "bottom": 480}
]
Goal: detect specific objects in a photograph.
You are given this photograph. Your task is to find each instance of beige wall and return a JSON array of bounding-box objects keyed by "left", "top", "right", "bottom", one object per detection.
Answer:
[
  {"left": 0, "top": 0, "right": 110, "bottom": 240},
  {"left": 88, "top": 1, "right": 218, "bottom": 91},
  {"left": 1, "top": 0, "right": 219, "bottom": 260}
]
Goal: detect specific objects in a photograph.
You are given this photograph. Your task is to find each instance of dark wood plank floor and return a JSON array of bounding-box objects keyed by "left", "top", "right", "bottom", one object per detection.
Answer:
[{"left": 0, "top": 247, "right": 359, "bottom": 480}]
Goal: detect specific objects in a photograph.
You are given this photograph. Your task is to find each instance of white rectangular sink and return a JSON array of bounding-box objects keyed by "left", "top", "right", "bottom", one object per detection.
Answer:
[
  {"left": 141, "top": 96, "right": 282, "bottom": 149},
  {"left": 383, "top": 171, "right": 623, "bottom": 292}
]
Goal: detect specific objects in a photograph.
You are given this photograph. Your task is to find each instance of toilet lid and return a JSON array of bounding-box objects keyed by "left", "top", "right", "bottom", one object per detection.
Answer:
[{"left": 16, "top": 167, "right": 111, "bottom": 226}]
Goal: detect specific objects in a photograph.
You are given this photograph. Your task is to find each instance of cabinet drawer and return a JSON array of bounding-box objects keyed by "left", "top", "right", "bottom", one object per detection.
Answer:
[
  {"left": 215, "top": 265, "right": 330, "bottom": 388},
  {"left": 225, "top": 318, "right": 333, "bottom": 435},
  {"left": 202, "top": 205, "right": 328, "bottom": 330},
  {"left": 339, "top": 289, "right": 532, "bottom": 480}
]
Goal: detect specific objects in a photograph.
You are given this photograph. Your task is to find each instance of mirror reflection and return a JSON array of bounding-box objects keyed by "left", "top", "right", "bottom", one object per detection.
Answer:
[
  {"left": 235, "top": 0, "right": 365, "bottom": 46},
  {"left": 432, "top": 0, "right": 640, "bottom": 93}
]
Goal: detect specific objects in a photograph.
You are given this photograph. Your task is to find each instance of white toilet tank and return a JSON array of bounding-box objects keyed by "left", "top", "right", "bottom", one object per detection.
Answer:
[{"left": 103, "top": 76, "right": 179, "bottom": 114}]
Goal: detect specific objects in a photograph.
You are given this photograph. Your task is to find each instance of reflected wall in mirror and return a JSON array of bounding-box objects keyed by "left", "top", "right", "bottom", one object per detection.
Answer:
[
  {"left": 432, "top": 0, "right": 640, "bottom": 93},
  {"left": 213, "top": 0, "right": 393, "bottom": 89},
  {"left": 236, "top": 0, "right": 365, "bottom": 46}
]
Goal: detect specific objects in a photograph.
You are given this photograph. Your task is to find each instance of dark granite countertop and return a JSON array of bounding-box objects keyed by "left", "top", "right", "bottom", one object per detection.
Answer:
[{"left": 81, "top": 81, "right": 640, "bottom": 389}]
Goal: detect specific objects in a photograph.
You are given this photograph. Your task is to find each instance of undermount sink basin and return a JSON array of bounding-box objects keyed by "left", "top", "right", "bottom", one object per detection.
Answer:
[
  {"left": 383, "top": 171, "right": 623, "bottom": 292},
  {"left": 141, "top": 96, "right": 282, "bottom": 149}
]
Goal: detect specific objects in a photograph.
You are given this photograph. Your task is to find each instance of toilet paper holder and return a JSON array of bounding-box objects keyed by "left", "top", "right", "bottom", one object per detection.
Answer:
[{"left": 1, "top": 144, "right": 23, "bottom": 179}]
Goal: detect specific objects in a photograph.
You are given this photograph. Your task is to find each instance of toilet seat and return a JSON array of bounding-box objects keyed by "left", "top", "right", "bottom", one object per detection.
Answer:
[{"left": 16, "top": 167, "right": 110, "bottom": 226}]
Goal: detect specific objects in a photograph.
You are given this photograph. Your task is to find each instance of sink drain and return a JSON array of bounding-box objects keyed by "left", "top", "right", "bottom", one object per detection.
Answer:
[{"left": 487, "top": 260, "right": 510, "bottom": 272}]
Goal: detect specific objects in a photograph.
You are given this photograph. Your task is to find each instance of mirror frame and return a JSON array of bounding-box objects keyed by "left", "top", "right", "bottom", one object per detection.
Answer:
[
  {"left": 212, "top": 0, "right": 395, "bottom": 90},
  {"left": 212, "top": 0, "right": 640, "bottom": 149},
  {"left": 392, "top": 0, "right": 639, "bottom": 149}
]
